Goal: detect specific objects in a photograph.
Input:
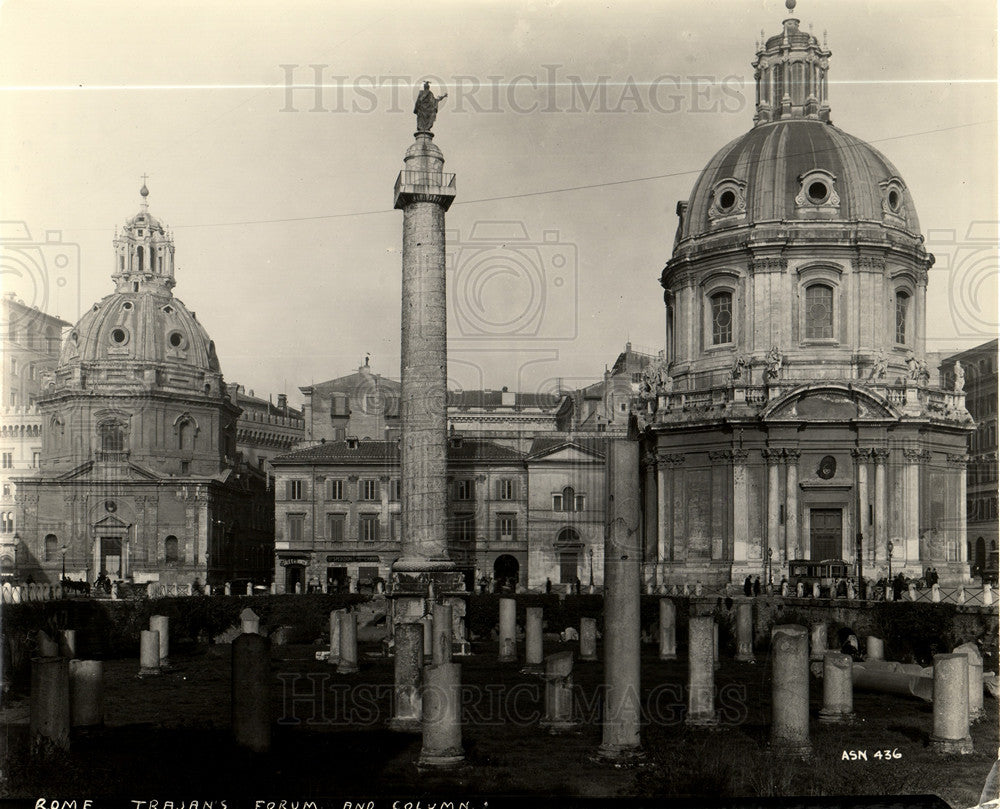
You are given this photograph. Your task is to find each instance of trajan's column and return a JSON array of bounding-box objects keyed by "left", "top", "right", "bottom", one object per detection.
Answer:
[{"left": 390, "top": 83, "right": 466, "bottom": 634}]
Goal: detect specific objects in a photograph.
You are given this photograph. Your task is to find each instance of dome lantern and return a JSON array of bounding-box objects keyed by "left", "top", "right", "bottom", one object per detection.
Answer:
[
  {"left": 112, "top": 181, "right": 176, "bottom": 294},
  {"left": 753, "top": 0, "right": 831, "bottom": 125}
]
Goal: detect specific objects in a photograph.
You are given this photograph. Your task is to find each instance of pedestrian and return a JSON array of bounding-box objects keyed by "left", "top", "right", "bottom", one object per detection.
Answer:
[
  {"left": 545, "top": 577, "right": 552, "bottom": 594},
  {"left": 753, "top": 576, "right": 761, "bottom": 597},
  {"left": 743, "top": 575, "right": 753, "bottom": 597}
]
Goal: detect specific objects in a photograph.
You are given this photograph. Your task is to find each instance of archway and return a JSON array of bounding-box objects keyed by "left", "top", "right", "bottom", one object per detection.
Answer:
[
  {"left": 975, "top": 537, "right": 987, "bottom": 575},
  {"left": 493, "top": 554, "right": 519, "bottom": 592}
]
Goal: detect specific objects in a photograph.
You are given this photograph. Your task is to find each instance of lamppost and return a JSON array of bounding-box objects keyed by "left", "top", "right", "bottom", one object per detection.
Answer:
[
  {"left": 12, "top": 532, "right": 19, "bottom": 581},
  {"left": 767, "top": 547, "right": 773, "bottom": 586},
  {"left": 887, "top": 540, "right": 894, "bottom": 599},
  {"left": 61, "top": 544, "right": 68, "bottom": 581},
  {"left": 855, "top": 532, "right": 864, "bottom": 599},
  {"left": 589, "top": 547, "right": 594, "bottom": 588}
]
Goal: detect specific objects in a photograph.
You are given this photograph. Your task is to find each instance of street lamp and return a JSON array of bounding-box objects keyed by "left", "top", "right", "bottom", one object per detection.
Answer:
[
  {"left": 767, "top": 547, "right": 774, "bottom": 586},
  {"left": 855, "top": 532, "right": 864, "bottom": 599},
  {"left": 887, "top": 540, "right": 894, "bottom": 598},
  {"left": 61, "top": 545, "right": 68, "bottom": 581},
  {"left": 12, "top": 532, "right": 20, "bottom": 581},
  {"left": 589, "top": 548, "right": 594, "bottom": 588}
]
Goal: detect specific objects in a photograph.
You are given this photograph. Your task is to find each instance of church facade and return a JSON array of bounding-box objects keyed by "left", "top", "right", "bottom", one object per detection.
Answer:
[
  {"left": 637, "top": 7, "right": 974, "bottom": 587},
  {"left": 13, "top": 188, "right": 273, "bottom": 589}
]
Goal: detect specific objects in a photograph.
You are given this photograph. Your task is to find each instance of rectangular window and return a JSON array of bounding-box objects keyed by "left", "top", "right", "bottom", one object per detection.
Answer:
[
  {"left": 286, "top": 480, "right": 303, "bottom": 500},
  {"left": 360, "top": 479, "right": 379, "bottom": 501},
  {"left": 327, "top": 514, "right": 345, "bottom": 542},
  {"left": 328, "top": 479, "right": 344, "bottom": 500},
  {"left": 452, "top": 513, "right": 475, "bottom": 543},
  {"left": 2, "top": 484, "right": 10, "bottom": 498},
  {"left": 575, "top": 494, "right": 586, "bottom": 512},
  {"left": 359, "top": 514, "right": 379, "bottom": 542},
  {"left": 710, "top": 291, "right": 733, "bottom": 345},
  {"left": 552, "top": 494, "right": 563, "bottom": 511},
  {"left": 497, "top": 479, "right": 515, "bottom": 500},
  {"left": 390, "top": 479, "right": 401, "bottom": 501},
  {"left": 391, "top": 513, "right": 401, "bottom": 541},
  {"left": 358, "top": 565, "right": 380, "bottom": 583},
  {"left": 1, "top": 452, "right": 12, "bottom": 469},
  {"left": 455, "top": 479, "right": 474, "bottom": 500},
  {"left": 895, "top": 291, "right": 910, "bottom": 344},
  {"left": 805, "top": 284, "right": 834, "bottom": 339},
  {"left": 497, "top": 513, "right": 516, "bottom": 541},
  {"left": 31, "top": 451, "right": 40, "bottom": 468},
  {"left": 287, "top": 514, "right": 304, "bottom": 542}
]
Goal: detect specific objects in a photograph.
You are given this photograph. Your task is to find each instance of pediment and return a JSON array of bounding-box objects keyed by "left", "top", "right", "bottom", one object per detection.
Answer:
[
  {"left": 93, "top": 514, "right": 130, "bottom": 530},
  {"left": 763, "top": 385, "right": 898, "bottom": 422},
  {"left": 529, "top": 445, "right": 604, "bottom": 464}
]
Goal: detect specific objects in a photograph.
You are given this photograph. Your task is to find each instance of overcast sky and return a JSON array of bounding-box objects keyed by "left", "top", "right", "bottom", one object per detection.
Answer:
[{"left": 1, "top": 0, "right": 996, "bottom": 404}]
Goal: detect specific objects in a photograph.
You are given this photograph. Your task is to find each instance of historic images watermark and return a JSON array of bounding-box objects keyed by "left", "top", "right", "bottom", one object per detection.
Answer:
[
  {"left": 278, "top": 67, "right": 747, "bottom": 116},
  {"left": 926, "top": 221, "right": 999, "bottom": 341},
  {"left": 0, "top": 221, "right": 81, "bottom": 334},
  {"left": 276, "top": 676, "right": 749, "bottom": 728}
]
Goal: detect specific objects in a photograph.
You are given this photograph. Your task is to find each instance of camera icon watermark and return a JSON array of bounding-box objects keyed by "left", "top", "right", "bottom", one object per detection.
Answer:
[
  {"left": 448, "top": 221, "right": 578, "bottom": 342},
  {"left": 0, "top": 221, "right": 81, "bottom": 334},
  {"left": 926, "top": 221, "right": 999, "bottom": 340}
]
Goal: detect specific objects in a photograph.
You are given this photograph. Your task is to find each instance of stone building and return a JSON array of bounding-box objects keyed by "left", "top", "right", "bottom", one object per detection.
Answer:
[
  {"left": 638, "top": 6, "right": 974, "bottom": 587},
  {"left": 940, "top": 340, "right": 999, "bottom": 582},
  {"left": 13, "top": 187, "right": 273, "bottom": 588},
  {"left": 270, "top": 436, "right": 525, "bottom": 592},
  {"left": 227, "top": 383, "right": 304, "bottom": 476},
  {"left": 0, "top": 295, "right": 71, "bottom": 578}
]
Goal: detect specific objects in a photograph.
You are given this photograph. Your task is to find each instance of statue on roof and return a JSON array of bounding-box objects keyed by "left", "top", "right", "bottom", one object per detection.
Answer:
[{"left": 414, "top": 81, "right": 448, "bottom": 132}]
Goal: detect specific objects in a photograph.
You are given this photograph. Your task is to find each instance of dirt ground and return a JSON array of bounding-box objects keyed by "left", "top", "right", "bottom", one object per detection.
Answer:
[{"left": 1, "top": 639, "right": 996, "bottom": 807}]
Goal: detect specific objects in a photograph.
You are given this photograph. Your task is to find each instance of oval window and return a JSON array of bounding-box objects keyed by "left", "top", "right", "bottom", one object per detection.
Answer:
[
  {"left": 817, "top": 455, "right": 837, "bottom": 479},
  {"left": 168, "top": 331, "right": 184, "bottom": 348},
  {"left": 718, "top": 189, "right": 736, "bottom": 211},
  {"left": 111, "top": 328, "right": 127, "bottom": 344},
  {"left": 887, "top": 189, "right": 900, "bottom": 212}
]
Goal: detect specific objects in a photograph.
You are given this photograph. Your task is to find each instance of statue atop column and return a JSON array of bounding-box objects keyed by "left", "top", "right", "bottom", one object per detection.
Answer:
[{"left": 414, "top": 81, "right": 448, "bottom": 132}]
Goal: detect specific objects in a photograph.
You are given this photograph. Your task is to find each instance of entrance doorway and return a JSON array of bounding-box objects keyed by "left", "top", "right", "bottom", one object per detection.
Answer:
[
  {"left": 284, "top": 564, "right": 304, "bottom": 593},
  {"left": 327, "top": 566, "right": 348, "bottom": 592},
  {"left": 100, "top": 536, "right": 123, "bottom": 578},
  {"left": 809, "top": 508, "right": 843, "bottom": 560},
  {"left": 493, "top": 554, "right": 519, "bottom": 592}
]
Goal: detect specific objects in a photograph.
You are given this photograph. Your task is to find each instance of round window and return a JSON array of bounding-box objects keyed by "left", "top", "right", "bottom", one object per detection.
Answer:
[
  {"left": 104, "top": 500, "right": 117, "bottom": 513},
  {"left": 807, "top": 181, "right": 829, "bottom": 204},
  {"left": 111, "top": 328, "right": 127, "bottom": 344},
  {"left": 168, "top": 331, "right": 184, "bottom": 348},
  {"left": 887, "top": 189, "right": 900, "bottom": 212},
  {"left": 718, "top": 189, "right": 737, "bottom": 211},
  {"left": 122, "top": 301, "right": 133, "bottom": 310}
]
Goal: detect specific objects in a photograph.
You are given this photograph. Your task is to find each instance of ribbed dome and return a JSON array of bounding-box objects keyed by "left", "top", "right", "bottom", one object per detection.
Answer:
[
  {"left": 678, "top": 119, "right": 921, "bottom": 244},
  {"left": 60, "top": 290, "right": 220, "bottom": 377}
]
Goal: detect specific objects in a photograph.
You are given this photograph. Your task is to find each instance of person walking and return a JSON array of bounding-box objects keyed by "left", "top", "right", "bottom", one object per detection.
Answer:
[
  {"left": 743, "top": 575, "right": 753, "bottom": 597},
  {"left": 753, "top": 576, "right": 761, "bottom": 597}
]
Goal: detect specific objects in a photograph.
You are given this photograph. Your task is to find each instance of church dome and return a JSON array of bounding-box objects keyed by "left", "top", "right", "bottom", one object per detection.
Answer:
[
  {"left": 678, "top": 118, "right": 922, "bottom": 244},
  {"left": 51, "top": 185, "right": 225, "bottom": 398},
  {"left": 61, "top": 290, "right": 220, "bottom": 375}
]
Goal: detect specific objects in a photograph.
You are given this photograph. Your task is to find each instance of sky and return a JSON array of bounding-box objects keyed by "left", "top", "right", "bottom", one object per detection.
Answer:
[{"left": 1, "top": 0, "right": 996, "bottom": 405}]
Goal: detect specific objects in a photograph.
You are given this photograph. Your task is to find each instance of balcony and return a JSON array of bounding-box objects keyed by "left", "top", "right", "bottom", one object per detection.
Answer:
[
  {"left": 393, "top": 170, "right": 457, "bottom": 210},
  {"left": 95, "top": 450, "right": 130, "bottom": 464}
]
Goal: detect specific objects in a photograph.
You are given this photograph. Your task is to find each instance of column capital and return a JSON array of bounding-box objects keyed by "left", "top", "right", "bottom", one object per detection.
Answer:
[
  {"left": 708, "top": 449, "right": 734, "bottom": 461},
  {"left": 762, "top": 448, "right": 783, "bottom": 463},
  {"left": 872, "top": 448, "right": 890, "bottom": 464},
  {"left": 850, "top": 448, "right": 873, "bottom": 461},
  {"left": 902, "top": 448, "right": 930, "bottom": 463},
  {"left": 732, "top": 448, "right": 750, "bottom": 463},
  {"left": 658, "top": 453, "right": 686, "bottom": 467},
  {"left": 783, "top": 449, "right": 802, "bottom": 462},
  {"left": 946, "top": 453, "right": 969, "bottom": 467}
]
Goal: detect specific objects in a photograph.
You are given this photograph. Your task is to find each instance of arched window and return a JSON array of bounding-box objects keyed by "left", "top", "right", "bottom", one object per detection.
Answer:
[
  {"left": 100, "top": 422, "right": 125, "bottom": 452},
  {"left": 44, "top": 534, "right": 58, "bottom": 562},
  {"left": 0, "top": 512, "right": 13, "bottom": 533},
  {"left": 805, "top": 284, "right": 834, "bottom": 339},
  {"left": 178, "top": 420, "right": 194, "bottom": 451},
  {"left": 137, "top": 246, "right": 144, "bottom": 272},
  {"left": 164, "top": 535, "right": 180, "bottom": 564},
  {"left": 710, "top": 291, "right": 733, "bottom": 345},
  {"left": 895, "top": 291, "right": 910, "bottom": 344}
]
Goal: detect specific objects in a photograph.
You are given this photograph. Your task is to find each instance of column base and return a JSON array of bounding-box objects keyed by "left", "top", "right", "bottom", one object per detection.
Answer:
[
  {"left": 594, "top": 744, "right": 645, "bottom": 764},
  {"left": 685, "top": 713, "right": 718, "bottom": 728},
  {"left": 336, "top": 662, "right": 359, "bottom": 674},
  {"left": 138, "top": 668, "right": 160, "bottom": 677},
  {"left": 735, "top": 653, "right": 756, "bottom": 663},
  {"left": 818, "top": 709, "right": 855, "bottom": 724},
  {"left": 387, "top": 716, "right": 422, "bottom": 733},
  {"left": 770, "top": 740, "right": 812, "bottom": 758},
  {"left": 930, "top": 734, "right": 973, "bottom": 755},
  {"left": 579, "top": 653, "right": 598, "bottom": 662},
  {"left": 417, "top": 750, "right": 466, "bottom": 770},
  {"left": 521, "top": 663, "right": 544, "bottom": 675},
  {"left": 659, "top": 652, "right": 677, "bottom": 661},
  {"left": 540, "top": 718, "right": 582, "bottom": 734},
  {"left": 498, "top": 653, "right": 517, "bottom": 663}
]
